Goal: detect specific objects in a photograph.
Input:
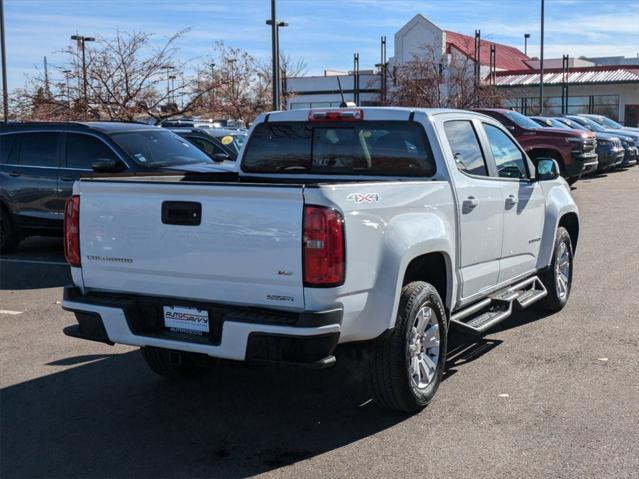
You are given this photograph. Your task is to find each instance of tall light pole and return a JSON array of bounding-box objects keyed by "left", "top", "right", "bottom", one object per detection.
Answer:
[
  {"left": 266, "top": 0, "right": 287, "bottom": 111},
  {"left": 524, "top": 33, "right": 530, "bottom": 56},
  {"left": 1, "top": 0, "right": 9, "bottom": 122},
  {"left": 62, "top": 69, "right": 72, "bottom": 109},
  {"left": 70, "top": 34, "right": 95, "bottom": 115},
  {"left": 539, "top": 0, "right": 545, "bottom": 115},
  {"left": 161, "top": 65, "right": 174, "bottom": 106}
]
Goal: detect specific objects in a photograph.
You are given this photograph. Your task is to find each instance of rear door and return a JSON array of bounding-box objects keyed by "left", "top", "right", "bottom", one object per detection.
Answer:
[
  {"left": 78, "top": 181, "right": 306, "bottom": 309},
  {"left": 0, "top": 131, "right": 63, "bottom": 229},
  {"left": 441, "top": 119, "right": 504, "bottom": 299},
  {"left": 480, "top": 122, "right": 545, "bottom": 283}
]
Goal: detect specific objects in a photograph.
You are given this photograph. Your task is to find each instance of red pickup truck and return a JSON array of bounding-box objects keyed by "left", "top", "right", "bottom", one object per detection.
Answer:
[{"left": 475, "top": 109, "right": 598, "bottom": 184}]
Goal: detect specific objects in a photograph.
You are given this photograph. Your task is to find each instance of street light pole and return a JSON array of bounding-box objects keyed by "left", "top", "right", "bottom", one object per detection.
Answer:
[
  {"left": 266, "top": 0, "right": 287, "bottom": 111},
  {"left": 62, "top": 69, "right": 72, "bottom": 109},
  {"left": 539, "top": 0, "right": 545, "bottom": 115},
  {"left": 524, "top": 33, "right": 530, "bottom": 56},
  {"left": 70, "top": 34, "right": 95, "bottom": 116},
  {"left": 1, "top": 0, "right": 9, "bottom": 122}
]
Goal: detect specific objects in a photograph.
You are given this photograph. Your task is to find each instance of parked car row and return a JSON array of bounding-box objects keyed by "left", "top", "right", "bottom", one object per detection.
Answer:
[
  {"left": 1, "top": 109, "right": 635, "bottom": 254},
  {"left": 475, "top": 109, "right": 637, "bottom": 183}
]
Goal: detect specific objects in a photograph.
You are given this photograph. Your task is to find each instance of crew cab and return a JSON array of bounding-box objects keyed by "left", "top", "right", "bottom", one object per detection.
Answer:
[
  {"left": 61, "top": 108, "right": 579, "bottom": 412},
  {"left": 475, "top": 109, "right": 598, "bottom": 183}
]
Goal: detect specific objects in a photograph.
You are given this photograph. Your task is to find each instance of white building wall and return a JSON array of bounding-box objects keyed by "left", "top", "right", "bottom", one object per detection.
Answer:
[{"left": 392, "top": 14, "right": 445, "bottom": 65}]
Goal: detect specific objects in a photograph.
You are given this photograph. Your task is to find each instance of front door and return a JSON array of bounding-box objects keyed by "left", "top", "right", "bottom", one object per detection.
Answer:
[
  {"left": 481, "top": 123, "right": 545, "bottom": 284},
  {"left": 441, "top": 119, "right": 504, "bottom": 299}
]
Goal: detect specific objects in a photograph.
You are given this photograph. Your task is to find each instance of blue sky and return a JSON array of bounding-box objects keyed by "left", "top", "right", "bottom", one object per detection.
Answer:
[{"left": 4, "top": 0, "right": 639, "bottom": 90}]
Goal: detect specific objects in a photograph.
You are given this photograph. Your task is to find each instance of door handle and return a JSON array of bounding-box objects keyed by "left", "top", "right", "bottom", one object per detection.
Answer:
[
  {"left": 8, "top": 171, "right": 20, "bottom": 177},
  {"left": 60, "top": 176, "right": 76, "bottom": 182},
  {"left": 505, "top": 195, "right": 518, "bottom": 207},
  {"left": 463, "top": 196, "right": 479, "bottom": 210}
]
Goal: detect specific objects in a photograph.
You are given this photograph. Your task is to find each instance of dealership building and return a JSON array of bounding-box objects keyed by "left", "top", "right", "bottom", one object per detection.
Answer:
[{"left": 286, "top": 14, "right": 639, "bottom": 126}]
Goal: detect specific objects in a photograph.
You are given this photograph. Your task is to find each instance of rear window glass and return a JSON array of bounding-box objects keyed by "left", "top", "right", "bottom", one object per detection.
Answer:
[
  {"left": 18, "top": 132, "right": 60, "bottom": 167},
  {"left": 0, "top": 134, "right": 17, "bottom": 164},
  {"left": 242, "top": 121, "right": 435, "bottom": 176}
]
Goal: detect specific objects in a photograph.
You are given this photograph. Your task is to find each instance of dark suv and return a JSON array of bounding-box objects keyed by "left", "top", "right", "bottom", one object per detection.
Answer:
[{"left": 0, "top": 122, "right": 227, "bottom": 252}]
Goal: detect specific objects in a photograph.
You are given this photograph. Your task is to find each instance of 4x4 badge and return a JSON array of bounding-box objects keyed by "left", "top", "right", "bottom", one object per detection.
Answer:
[{"left": 346, "top": 193, "right": 381, "bottom": 203}]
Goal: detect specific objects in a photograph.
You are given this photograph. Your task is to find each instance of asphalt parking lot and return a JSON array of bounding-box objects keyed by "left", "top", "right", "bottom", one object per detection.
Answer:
[{"left": 1, "top": 168, "right": 638, "bottom": 479}]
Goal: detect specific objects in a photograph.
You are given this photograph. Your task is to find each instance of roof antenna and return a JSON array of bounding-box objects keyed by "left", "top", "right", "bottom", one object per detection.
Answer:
[{"left": 336, "top": 76, "right": 356, "bottom": 108}]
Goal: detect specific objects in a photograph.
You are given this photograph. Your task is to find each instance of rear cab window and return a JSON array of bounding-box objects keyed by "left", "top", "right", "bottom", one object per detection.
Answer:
[{"left": 242, "top": 121, "right": 436, "bottom": 177}]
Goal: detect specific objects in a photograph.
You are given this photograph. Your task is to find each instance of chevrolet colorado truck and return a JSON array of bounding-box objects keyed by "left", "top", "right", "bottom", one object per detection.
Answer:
[{"left": 61, "top": 108, "right": 579, "bottom": 412}]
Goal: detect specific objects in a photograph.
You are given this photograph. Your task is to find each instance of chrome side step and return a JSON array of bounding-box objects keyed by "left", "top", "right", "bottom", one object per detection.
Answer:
[{"left": 450, "top": 276, "right": 547, "bottom": 336}]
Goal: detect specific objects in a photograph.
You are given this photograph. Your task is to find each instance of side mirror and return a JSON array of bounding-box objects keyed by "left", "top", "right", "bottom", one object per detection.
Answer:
[
  {"left": 91, "top": 158, "right": 126, "bottom": 172},
  {"left": 212, "top": 152, "right": 231, "bottom": 162},
  {"left": 535, "top": 158, "right": 560, "bottom": 181}
]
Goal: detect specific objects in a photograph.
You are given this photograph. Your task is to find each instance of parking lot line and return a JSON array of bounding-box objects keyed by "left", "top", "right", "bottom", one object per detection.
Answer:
[
  {"left": 0, "top": 258, "right": 67, "bottom": 266},
  {"left": 0, "top": 310, "right": 24, "bottom": 315}
]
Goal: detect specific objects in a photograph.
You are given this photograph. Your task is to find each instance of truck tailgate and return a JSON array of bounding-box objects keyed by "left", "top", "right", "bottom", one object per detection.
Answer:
[{"left": 77, "top": 180, "right": 305, "bottom": 309}]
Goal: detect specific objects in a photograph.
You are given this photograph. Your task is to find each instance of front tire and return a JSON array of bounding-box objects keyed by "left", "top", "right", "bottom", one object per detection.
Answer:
[
  {"left": 538, "top": 226, "right": 573, "bottom": 312},
  {"left": 141, "top": 346, "right": 209, "bottom": 380},
  {"left": 369, "top": 281, "right": 447, "bottom": 413}
]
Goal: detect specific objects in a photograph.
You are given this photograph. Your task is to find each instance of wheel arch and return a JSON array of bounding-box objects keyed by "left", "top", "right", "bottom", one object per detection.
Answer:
[
  {"left": 402, "top": 251, "right": 452, "bottom": 313},
  {"left": 558, "top": 212, "right": 579, "bottom": 251}
]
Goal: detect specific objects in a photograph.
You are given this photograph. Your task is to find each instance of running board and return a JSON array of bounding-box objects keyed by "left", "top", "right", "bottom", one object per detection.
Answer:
[{"left": 450, "top": 276, "right": 547, "bottom": 336}]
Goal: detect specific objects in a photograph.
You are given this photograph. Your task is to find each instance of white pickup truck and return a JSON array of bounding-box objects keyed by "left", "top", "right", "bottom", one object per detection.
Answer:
[{"left": 61, "top": 108, "right": 579, "bottom": 412}]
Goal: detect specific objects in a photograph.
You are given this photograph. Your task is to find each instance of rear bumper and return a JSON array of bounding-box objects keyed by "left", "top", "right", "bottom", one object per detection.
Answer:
[{"left": 62, "top": 286, "right": 341, "bottom": 366}]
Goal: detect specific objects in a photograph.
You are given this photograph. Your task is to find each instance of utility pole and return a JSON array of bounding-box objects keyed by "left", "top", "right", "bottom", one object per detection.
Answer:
[
  {"left": 353, "top": 52, "right": 360, "bottom": 105},
  {"left": 62, "top": 69, "right": 71, "bottom": 110},
  {"left": 539, "top": 0, "right": 545, "bottom": 115},
  {"left": 474, "top": 30, "right": 481, "bottom": 107},
  {"left": 70, "top": 34, "right": 95, "bottom": 116},
  {"left": 1, "top": 0, "right": 9, "bottom": 122},
  {"left": 376, "top": 36, "right": 387, "bottom": 105},
  {"left": 43, "top": 56, "right": 50, "bottom": 96},
  {"left": 524, "top": 33, "right": 530, "bottom": 56},
  {"left": 161, "top": 65, "right": 174, "bottom": 106},
  {"left": 266, "top": 0, "right": 287, "bottom": 111}
]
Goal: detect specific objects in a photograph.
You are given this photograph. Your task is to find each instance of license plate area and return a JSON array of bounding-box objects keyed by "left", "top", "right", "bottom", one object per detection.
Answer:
[{"left": 163, "top": 305, "right": 209, "bottom": 336}]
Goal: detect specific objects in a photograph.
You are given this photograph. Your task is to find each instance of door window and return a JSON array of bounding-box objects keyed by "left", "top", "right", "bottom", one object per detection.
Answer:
[
  {"left": 443, "top": 120, "right": 488, "bottom": 176},
  {"left": 66, "top": 133, "right": 118, "bottom": 169},
  {"left": 17, "top": 132, "right": 60, "bottom": 167},
  {"left": 186, "top": 136, "right": 226, "bottom": 158},
  {"left": 483, "top": 124, "right": 529, "bottom": 179}
]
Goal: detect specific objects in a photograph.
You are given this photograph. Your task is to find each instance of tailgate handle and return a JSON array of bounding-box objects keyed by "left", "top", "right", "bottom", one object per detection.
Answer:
[{"left": 162, "top": 201, "right": 202, "bottom": 226}]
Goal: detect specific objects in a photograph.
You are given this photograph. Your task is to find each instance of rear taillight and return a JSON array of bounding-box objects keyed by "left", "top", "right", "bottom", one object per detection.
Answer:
[
  {"left": 303, "top": 206, "right": 345, "bottom": 287},
  {"left": 64, "top": 195, "right": 81, "bottom": 267}
]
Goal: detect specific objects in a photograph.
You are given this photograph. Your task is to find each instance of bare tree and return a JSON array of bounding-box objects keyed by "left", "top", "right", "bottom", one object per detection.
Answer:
[{"left": 387, "top": 43, "right": 511, "bottom": 109}]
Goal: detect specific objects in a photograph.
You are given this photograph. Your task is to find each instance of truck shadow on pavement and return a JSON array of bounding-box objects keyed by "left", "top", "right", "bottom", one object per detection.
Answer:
[{"left": 1, "top": 331, "right": 502, "bottom": 478}]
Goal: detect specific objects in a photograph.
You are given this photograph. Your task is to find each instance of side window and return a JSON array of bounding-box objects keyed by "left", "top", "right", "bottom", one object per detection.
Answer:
[
  {"left": 0, "top": 134, "right": 17, "bottom": 164},
  {"left": 66, "top": 133, "right": 118, "bottom": 169},
  {"left": 483, "top": 124, "right": 529, "bottom": 179},
  {"left": 19, "top": 132, "right": 60, "bottom": 167},
  {"left": 443, "top": 120, "right": 488, "bottom": 176},
  {"left": 186, "top": 137, "right": 223, "bottom": 158}
]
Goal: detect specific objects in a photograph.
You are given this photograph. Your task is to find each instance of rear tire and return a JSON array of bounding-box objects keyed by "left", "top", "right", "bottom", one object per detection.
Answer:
[
  {"left": 141, "top": 346, "right": 209, "bottom": 380},
  {"left": 538, "top": 226, "right": 573, "bottom": 312},
  {"left": 368, "top": 281, "right": 447, "bottom": 413},
  {"left": 0, "top": 208, "right": 19, "bottom": 254}
]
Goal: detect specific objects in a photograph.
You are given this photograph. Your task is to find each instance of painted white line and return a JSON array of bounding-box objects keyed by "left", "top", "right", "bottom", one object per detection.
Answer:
[
  {"left": 0, "top": 310, "right": 24, "bottom": 315},
  {"left": 0, "top": 258, "right": 67, "bottom": 266}
]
